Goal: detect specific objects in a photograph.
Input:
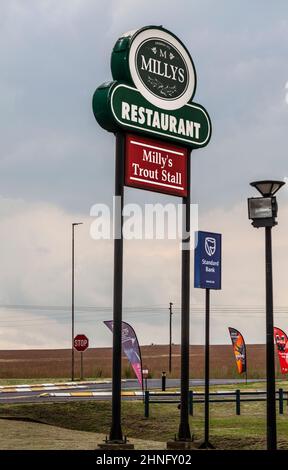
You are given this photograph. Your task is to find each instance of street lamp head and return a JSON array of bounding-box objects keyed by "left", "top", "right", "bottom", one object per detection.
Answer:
[
  {"left": 250, "top": 180, "right": 285, "bottom": 197},
  {"left": 72, "top": 222, "right": 83, "bottom": 226},
  {"left": 248, "top": 180, "right": 285, "bottom": 228}
]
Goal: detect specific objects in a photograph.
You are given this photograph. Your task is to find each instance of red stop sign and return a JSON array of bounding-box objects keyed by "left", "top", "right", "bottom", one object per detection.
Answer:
[{"left": 74, "top": 334, "right": 89, "bottom": 352}]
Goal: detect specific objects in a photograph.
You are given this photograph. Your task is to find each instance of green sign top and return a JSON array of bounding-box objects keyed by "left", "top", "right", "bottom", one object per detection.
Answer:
[
  {"left": 111, "top": 26, "right": 197, "bottom": 111},
  {"left": 92, "top": 25, "right": 212, "bottom": 149}
]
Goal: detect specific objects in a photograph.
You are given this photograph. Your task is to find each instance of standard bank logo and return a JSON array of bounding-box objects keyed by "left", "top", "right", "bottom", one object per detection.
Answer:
[{"left": 205, "top": 237, "right": 216, "bottom": 257}]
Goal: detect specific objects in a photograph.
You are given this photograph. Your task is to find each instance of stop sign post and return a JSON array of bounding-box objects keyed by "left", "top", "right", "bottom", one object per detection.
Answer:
[{"left": 74, "top": 334, "right": 89, "bottom": 380}]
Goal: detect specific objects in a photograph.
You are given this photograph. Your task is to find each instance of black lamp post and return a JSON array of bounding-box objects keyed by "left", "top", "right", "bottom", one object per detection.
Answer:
[
  {"left": 72, "top": 222, "right": 83, "bottom": 381},
  {"left": 248, "top": 180, "right": 285, "bottom": 451}
]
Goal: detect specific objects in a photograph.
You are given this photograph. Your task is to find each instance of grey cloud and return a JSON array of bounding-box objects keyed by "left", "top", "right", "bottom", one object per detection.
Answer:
[
  {"left": 0, "top": 1, "right": 288, "bottom": 347},
  {"left": 0, "top": 1, "right": 287, "bottom": 214}
]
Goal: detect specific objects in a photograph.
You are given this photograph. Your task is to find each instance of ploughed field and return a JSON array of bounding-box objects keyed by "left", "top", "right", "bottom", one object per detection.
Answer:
[{"left": 0, "top": 344, "right": 280, "bottom": 379}]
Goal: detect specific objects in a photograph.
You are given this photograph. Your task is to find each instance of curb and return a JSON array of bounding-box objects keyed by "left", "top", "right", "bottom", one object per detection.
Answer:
[
  {"left": 0, "top": 380, "right": 128, "bottom": 394},
  {"left": 39, "top": 391, "right": 143, "bottom": 398}
]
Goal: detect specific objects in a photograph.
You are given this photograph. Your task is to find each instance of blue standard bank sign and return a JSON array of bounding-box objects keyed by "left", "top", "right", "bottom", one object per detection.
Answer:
[{"left": 194, "top": 231, "right": 222, "bottom": 290}]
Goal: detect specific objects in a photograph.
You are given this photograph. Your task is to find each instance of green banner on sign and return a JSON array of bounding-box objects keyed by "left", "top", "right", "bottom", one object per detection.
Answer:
[{"left": 93, "top": 82, "right": 211, "bottom": 148}]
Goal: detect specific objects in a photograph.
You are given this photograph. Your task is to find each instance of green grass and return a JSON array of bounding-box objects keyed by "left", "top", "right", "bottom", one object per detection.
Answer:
[
  {"left": 198, "top": 379, "right": 288, "bottom": 392},
  {"left": 0, "top": 378, "right": 287, "bottom": 450},
  {"left": 1, "top": 398, "right": 288, "bottom": 449},
  {"left": 156, "top": 380, "right": 287, "bottom": 393}
]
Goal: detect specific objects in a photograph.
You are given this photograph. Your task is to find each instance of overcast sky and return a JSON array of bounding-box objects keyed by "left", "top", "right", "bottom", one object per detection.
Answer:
[{"left": 0, "top": 0, "right": 288, "bottom": 349}]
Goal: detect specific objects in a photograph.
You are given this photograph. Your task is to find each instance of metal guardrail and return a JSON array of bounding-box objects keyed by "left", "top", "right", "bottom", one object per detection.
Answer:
[{"left": 144, "top": 388, "right": 287, "bottom": 418}]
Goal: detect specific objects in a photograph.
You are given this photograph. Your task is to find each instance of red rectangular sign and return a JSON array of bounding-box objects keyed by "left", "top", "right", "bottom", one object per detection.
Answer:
[{"left": 125, "top": 134, "right": 188, "bottom": 197}]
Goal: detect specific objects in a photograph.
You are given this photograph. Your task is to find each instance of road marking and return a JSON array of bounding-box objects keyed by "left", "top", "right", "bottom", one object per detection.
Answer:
[
  {"left": 39, "top": 391, "right": 143, "bottom": 398},
  {"left": 0, "top": 380, "right": 127, "bottom": 394}
]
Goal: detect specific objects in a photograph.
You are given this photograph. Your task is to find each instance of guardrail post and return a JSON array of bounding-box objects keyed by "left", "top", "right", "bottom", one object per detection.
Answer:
[
  {"left": 236, "top": 389, "right": 241, "bottom": 415},
  {"left": 279, "top": 388, "right": 284, "bottom": 415},
  {"left": 189, "top": 390, "right": 193, "bottom": 416},
  {"left": 144, "top": 390, "right": 149, "bottom": 418}
]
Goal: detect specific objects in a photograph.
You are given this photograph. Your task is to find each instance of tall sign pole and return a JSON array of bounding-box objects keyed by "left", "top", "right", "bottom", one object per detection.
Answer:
[
  {"left": 110, "top": 133, "right": 125, "bottom": 443},
  {"left": 169, "top": 302, "right": 173, "bottom": 374},
  {"left": 194, "top": 231, "right": 222, "bottom": 449},
  {"left": 178, "top": 153, "right": 191, "bottom": 441},
  {"left": 199, "top": 287, "right": 214, "bottom": 449},
  {"left": 92, "top": 25, "right": 212, "bottom": 448},
  {"left": 203, "top": 288, "right": 211, "bottom": 448}
]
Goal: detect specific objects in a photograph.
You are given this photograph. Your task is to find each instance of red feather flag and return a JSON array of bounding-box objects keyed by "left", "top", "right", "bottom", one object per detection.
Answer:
[{"left": 274, "top": 326, "right": 288, "bottom": 374}]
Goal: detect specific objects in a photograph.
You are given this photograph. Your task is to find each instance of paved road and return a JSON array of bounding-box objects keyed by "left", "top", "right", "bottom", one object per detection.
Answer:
[{"left": 0, "top": 378, "right": 266, "bottom": 404}]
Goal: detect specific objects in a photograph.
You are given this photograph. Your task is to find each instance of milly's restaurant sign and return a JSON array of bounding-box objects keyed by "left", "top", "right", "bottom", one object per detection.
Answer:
[
  {"left": 93, "top": 26, "right": 211, "bottom": 150},
  {"left": 93, "top": 26, "right": 211, "bottom": 197},
  {"left": 91, "top": 26, "right": 213, "bottom": 443}
]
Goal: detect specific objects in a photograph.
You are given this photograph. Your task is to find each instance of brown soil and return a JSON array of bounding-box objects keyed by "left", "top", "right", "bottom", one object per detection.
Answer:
[{"left": 0, "top": 344, "right": 278, "bottom": 379}]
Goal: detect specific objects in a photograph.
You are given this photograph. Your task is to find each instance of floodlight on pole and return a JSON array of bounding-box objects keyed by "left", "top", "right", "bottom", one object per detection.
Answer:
[{"left": 248, "top": 180, "right": 285, "bottom": 229}]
